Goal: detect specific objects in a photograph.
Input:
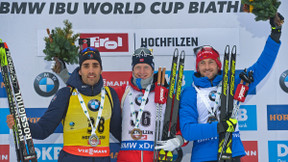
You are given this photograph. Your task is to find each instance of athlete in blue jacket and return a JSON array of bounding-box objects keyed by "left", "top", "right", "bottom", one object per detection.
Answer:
[
  {"left": 179, "top": 14, "right": 283, "bottom": 162},
  {"left": 7, "top": 47, "right": 121, "bottom": 162}
]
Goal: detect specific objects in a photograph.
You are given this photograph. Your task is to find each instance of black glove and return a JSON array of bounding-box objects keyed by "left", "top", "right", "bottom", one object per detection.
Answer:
[
  {"left": 217, "top": 118, "right": 237, "bottom": 134},
  {"left": 270, "top": 12, "right": 284, "bottom": 43}
]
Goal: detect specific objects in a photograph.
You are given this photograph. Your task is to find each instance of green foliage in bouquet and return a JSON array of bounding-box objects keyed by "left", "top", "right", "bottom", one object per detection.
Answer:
[
  {"left": 43, "top": 20, "right": 80, "bottom": 64},
  {"left": 242, "top": 0, "right": 281, "bottom": 21}
]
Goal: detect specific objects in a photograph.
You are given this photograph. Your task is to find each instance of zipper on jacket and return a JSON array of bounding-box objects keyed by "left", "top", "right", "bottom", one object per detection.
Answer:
[{"left": 91, "top": 85, "right": 94, "bottom": 95}]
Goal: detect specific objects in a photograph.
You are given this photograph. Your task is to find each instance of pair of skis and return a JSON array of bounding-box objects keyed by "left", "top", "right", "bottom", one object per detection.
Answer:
[
  {"left": 218, "top": 45, "right": 236, "bottom": 161},
  {"left": 0, "top": 40, "right": 37, "bottom": 162},
  {"left": 157, "top": 48, "right": 185, "bottom": 162},
  {"left": 218, "top": 45, "right": 255, "bottom": 161}
]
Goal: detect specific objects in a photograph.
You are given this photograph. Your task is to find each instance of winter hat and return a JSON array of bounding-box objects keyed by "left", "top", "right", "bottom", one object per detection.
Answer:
[
  {"left": 132, "top": 47, "right": 155, "bottom": 70},
  {"left": 194, "top": 45, "right": 222, "bottom": 72},
  {"left": 79, "top": 47, "right": 102, "bottom": 69}
]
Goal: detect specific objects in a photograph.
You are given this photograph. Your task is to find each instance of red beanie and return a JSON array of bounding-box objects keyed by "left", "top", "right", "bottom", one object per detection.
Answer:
[{"left": 195, "top": 46, "right": 222, "bottom": 72}]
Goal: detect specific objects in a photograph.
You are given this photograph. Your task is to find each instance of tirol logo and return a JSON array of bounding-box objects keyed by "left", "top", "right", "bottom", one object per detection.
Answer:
[
  {"left": 269, "top": 141, "right": 288, "bottom": 162},
  {"left": 34, "top": 72, "right": 59, "bottom": 97},
  {"left": 238, "top": 105, "right": 257, "bottom": 131},
  {"left": 88, "top": 99, "right": 101, "bottom": 112},
  {"left": 267, "top": 105, "right": 288, "bottom": 130},
  {"left": 279, "top": 70, "right": 288, "bottom": 93},
  {"left": 80, "top": 33, "right": 129, "bottom": 52},
  {"left": 241, "top": 141, "right": 258, "bottom": 162},
  {"left": 0, "top": 145, "right": 9, "bottom": 161}
]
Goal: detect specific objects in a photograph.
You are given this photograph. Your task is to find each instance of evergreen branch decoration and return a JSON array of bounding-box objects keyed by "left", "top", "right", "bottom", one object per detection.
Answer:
[
  {"left": 242, "top": 0, "right": 281, "bottom": 21},
  {"left": 43, "top": 20, "right": 80, "bottom": 64}
]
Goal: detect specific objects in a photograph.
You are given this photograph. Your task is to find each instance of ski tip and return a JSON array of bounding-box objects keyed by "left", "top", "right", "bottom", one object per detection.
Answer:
[
  {"left": 180, "top": 50, "right": 185, "bottom": 58},
  {"left": 174, "top": 48, "right": 179, "bottom": 57},
  {"left": 232, "top": 45, "right": 236, "bottom": 54},
  {"left": 225, "top": 45, "right": 230, "bottom": 53}
]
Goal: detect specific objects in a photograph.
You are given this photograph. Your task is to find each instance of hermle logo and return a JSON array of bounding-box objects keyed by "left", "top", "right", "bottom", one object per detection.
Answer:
[{"left": 34, "top": 72, "right": 59, "bottom": 97}]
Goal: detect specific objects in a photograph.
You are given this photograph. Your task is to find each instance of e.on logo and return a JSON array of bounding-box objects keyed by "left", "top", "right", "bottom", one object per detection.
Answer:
[{"left": 80, "top": 33, "right": 129, "bottom": 52}]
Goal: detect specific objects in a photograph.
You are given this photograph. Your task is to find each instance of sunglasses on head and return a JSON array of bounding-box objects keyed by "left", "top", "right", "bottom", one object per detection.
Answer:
[{"left": 81, "top": 47, "right": 97, "bottom": 54}]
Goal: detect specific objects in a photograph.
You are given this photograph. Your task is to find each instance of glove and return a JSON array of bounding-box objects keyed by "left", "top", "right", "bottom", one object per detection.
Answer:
[
  {"left": 154, "top": 83, "right": 168, "bottom": 104},
  {"left": 270, "top": 12, "right": 284, "bottom": 43},
  {"left": 155, "top": 135, "right": 184, "bottom": 151},
  {"left": 51, "top": 57, "right": 66, "bottom": 74},
  {"left": 217, "top": 118, "right": 237, "bottom": 134},
  {"left": 51, "top": 57, "right": 70, "bottom": 83}
]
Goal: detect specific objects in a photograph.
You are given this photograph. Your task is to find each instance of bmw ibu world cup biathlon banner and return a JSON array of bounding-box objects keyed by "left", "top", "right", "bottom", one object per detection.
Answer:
[{"left": 0, "top": 0, "right": 288, "bottom": 161}]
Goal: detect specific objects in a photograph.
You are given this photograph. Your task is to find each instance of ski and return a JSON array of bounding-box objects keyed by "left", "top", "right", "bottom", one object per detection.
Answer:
[
  {"left": 161, "top": 49, "right": 178, "bottom": 141},
  {"left": 0, "top": 42, "right": 23, "bottom": 162},
  {"left": 228, "top": 46, "right": 236, "bottom": 117},
  {"left": 0, "top": 40, "right": 37, "bottom": 162},
  {"left": 170, "top": 50, "right": 185, "bottom": 139},
  {"left": 158, "top": 49, "right": 185, "bottom": 162},
  {"left": 218, "top": 45, "right": 237, "bottom": 161}
]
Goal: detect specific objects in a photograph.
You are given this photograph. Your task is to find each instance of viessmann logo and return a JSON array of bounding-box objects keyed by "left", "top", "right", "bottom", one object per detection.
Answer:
[
  {"left": 80, "top": 33, "right": 129, "bottom": 52},
  {"left": 241, "top": 141, "right": 258, "bottom": 162}
]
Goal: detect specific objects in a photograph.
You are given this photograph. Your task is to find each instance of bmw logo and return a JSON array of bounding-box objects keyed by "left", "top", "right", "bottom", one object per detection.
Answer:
[
  {"left": 279, "top": 70, "right": 288, "bottom": 93},
  {"left": 135, "top": 94, "right": 149, "bottom": 106},
  {"left": 209, "top": 90, "right": 217, "bottom": 101},
  {"left": 34, "top": 72, "right": 59, "bottom": 97},
  {"left": 88, "top": 99, "right": 100, "bottom": 111}
]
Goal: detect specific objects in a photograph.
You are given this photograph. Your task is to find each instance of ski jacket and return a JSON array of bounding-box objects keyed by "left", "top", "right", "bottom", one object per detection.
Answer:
[
  {"left": 29, "top": 67, "right": 121, "bottom": 161},
  {"left": 179, "top": 36, "right": 281, "bottom": 162}
]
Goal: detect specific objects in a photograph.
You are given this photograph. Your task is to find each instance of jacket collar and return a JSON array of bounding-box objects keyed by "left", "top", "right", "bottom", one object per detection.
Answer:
[{"left": 193, "top": 71, "right": 223, "bottom": 88}]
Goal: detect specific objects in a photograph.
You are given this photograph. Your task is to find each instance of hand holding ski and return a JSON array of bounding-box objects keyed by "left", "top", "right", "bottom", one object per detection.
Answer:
[{"left": 0, "top": 40, "right": 37, "bottom": 162}]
